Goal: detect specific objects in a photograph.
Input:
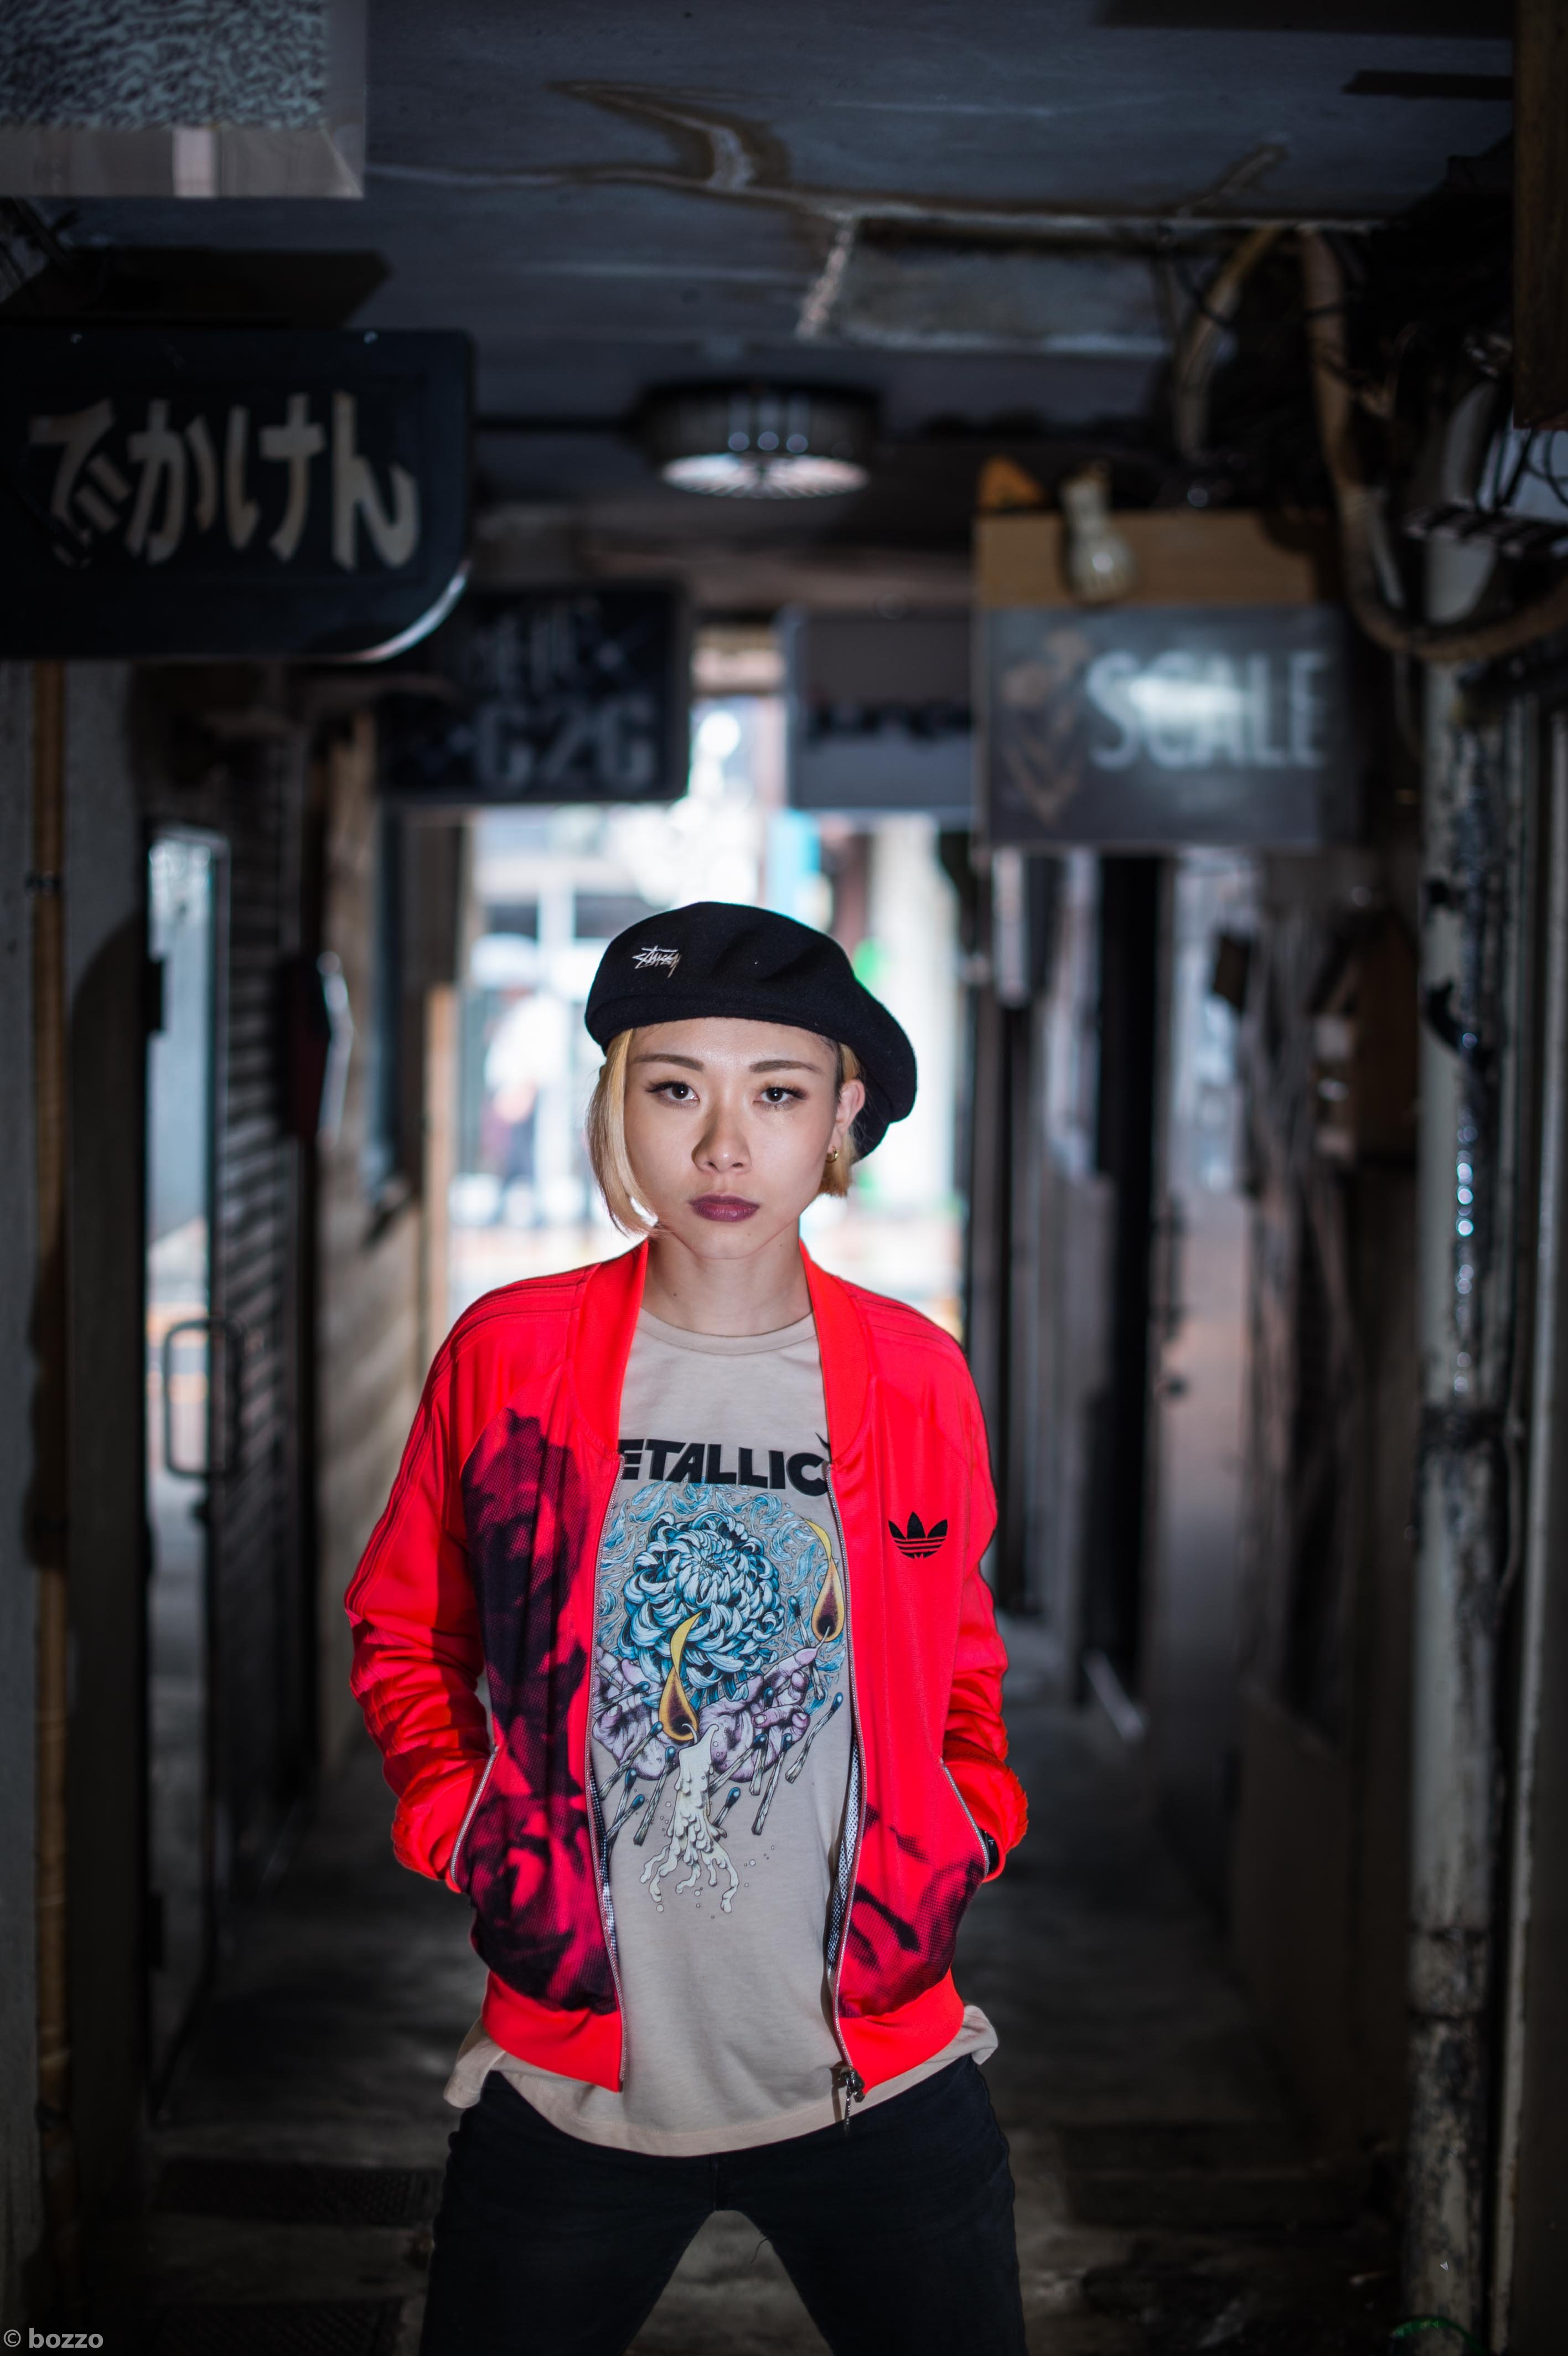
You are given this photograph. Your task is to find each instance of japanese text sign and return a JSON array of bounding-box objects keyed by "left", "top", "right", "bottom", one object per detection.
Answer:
[
  {"left": 381, "top": 588, "right": 691, "bottom": 804},
  {"left": 1, "top": 328, "right": 470, "bottom": 658},
  {"left": 981, "top": 604, "right": 1357, "bottom": 849}
]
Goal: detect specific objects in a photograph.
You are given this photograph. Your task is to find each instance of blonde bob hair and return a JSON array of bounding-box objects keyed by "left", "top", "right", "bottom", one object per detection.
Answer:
[{"left": 586, "top": 1028, "right": 862, "bottom": 1237}]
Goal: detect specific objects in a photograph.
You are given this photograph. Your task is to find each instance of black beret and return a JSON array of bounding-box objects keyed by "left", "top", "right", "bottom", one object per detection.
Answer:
[{"left": 584, "top": 901, "right": 917, "bottom": 1159}]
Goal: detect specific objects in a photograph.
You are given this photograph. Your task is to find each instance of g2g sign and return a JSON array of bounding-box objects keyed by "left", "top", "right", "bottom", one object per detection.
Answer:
[{"left": 382, "top": 586, "right": 691, "bottom": 805}]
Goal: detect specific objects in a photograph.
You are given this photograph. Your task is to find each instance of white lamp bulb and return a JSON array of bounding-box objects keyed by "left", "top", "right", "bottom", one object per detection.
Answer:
[{"left": 1059, "top": 464, "right": 1139, "bottom": 606}]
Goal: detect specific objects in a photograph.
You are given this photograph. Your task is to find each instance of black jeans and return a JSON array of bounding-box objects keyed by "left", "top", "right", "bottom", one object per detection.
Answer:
[{"left": 420, "top": 2057, "right": 1026, "bottom": 2356}]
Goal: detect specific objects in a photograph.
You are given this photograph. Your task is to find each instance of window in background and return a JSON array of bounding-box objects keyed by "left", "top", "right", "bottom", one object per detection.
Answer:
[
  {"left": 444, "top": 685, "right": 962, "bottom": 1341},
  {"left": 803, "top": 814, "right": 961, "bottom": 1336}
]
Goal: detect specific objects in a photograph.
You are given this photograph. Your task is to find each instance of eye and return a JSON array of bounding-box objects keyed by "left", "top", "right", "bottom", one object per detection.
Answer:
[
  {"left": 760, "top": 1085, "right": 805, "bottom": 1105},
  {"left": 651, "top": 1079, "right": 695, "bottom": 1102}
]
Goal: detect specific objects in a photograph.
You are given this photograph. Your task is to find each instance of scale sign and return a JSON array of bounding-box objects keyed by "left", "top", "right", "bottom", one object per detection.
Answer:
[
  {"left": 381, "top": 587, "right": 691, "bottom": 804},
  {"left": 982, "top": 603, "right": 1355, "bottom": 848},
  {"left": 0, "top": 328, "right": 470, "bottom": 659}
]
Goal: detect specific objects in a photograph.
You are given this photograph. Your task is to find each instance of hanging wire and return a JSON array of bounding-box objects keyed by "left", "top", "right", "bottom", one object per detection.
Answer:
[
  {"left": 1528, "top": 432, "right": 1568, "bottom": 510},
  {"left": 1491, "top": 426, "right": 1534, "bottom": 515},
  {"left": 1300, "top": 228, "right": 1568, "bottom": 660},
  {"left": 1165, "top": 241, "right": 1239, "bottom": 333}
]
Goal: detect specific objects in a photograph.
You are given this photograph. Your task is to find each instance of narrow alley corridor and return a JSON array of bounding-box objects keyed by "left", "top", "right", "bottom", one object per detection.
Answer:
[
  {"left": 117, "top": 1629, "right": 1398, "bottom": 2355},
  {"left": 11, "top": 9, "right": 1566, "bottom": 2348}
]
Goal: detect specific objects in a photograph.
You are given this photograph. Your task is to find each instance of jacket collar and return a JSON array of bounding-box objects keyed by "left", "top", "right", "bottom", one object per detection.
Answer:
[
  {"left": 802, "top": 1243, "right": 871, "bottom": 1459},
  {"left": 575, "top": 1241, "right": 648, "bottom": 1450},
  {"left": 574, "top": 1234, "right": 871, "bottom": 1461}
]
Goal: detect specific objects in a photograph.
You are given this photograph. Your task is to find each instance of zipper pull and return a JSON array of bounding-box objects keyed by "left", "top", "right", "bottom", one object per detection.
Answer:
[{"left": 831, "top": 2061, "right": 867, "bottom": 2123}]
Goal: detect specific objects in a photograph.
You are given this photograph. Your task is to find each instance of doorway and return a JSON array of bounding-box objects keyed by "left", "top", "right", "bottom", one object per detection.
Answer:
[{"left": 144, "top": 828, "right": 224, "bottom": 2086}]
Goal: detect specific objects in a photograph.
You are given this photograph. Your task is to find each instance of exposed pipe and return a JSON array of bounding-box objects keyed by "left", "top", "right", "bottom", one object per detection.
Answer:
[
  {"left": 30, "top": 660, "right": 81, "bottom": 2311},
  {"left": 1300, "top": 230, "right": 1568, "bottom": 664},
  {"left": 1406, "top": 640, "right": 1526, "bottom": 2331},
  {"left": 1172, "top": 224, "right": 1283, "bottom": 462}
]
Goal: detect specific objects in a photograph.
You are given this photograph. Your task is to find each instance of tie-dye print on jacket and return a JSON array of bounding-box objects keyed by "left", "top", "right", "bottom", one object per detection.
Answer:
[{"left": 346, "top": 1243, "right": 1027, "bottom": 2096}]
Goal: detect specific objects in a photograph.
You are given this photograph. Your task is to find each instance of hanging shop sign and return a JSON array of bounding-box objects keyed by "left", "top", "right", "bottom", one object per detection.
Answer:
[
  {"left": 380, "top": 586, "right": 691, "bottom": 804},
  {"left": 784, "top": 609, "right": 972, "bottom": 822},
  {"left": 0, "top": 328, "right": 470, "bottom": 659},
  {"left": 981, "top": 603, "right": 1356, "bottom": 849}
]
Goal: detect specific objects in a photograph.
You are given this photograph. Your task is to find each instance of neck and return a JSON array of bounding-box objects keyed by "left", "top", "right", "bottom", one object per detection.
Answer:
[{"left": 640, "top": 1224, "right": 811, "bottom": 1336}]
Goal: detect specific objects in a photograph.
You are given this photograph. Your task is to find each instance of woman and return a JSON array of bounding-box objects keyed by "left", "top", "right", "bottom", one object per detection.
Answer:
[{"left": 348, "top": 900, "right": 1029, "bottom": 2355}]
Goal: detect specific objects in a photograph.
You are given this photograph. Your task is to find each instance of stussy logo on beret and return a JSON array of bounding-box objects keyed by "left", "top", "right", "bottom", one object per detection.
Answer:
[{"left": 633, "top": 946, "right": 681, "bottom": 972}]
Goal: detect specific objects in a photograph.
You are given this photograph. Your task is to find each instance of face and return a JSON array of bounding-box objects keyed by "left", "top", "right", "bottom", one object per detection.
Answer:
[{"left": 622, "top": 1017, "right": 865, "bottom": 1262}]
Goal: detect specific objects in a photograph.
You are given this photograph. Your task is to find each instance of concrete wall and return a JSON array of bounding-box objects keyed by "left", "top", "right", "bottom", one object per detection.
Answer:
[
  {"left": 0, "top": 670, "right": 435, "bottom": 2309},
  {"left": 315, "top": 716, "right": 425, "bottom": 1767},
  {"left": 1343, "top": 1165, "right": 1418, "bottom": 2156},
  {"left": 0, "top": 666, "right": 42, "bottom": 2325},
  {"left": 0, "top": 664, "right": 148, "bottom": 2317},
  {"left": 1230, "top": 864, "right": 1419, "bottom": 2164},
  {"left": 1510, "top": 1171, "right": 1568, "bottom": 2349},
  {"left": 1231, "top": 1185, "right": 1412, "bottom": 2162},
  {"left": 63, "top": 669, "right": 148, "bottom": 2231}
]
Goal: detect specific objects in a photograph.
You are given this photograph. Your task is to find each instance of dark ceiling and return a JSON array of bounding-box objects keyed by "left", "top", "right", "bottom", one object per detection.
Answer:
[{"left": 23, "top": 1, "right": 1513, "bottom": 587}]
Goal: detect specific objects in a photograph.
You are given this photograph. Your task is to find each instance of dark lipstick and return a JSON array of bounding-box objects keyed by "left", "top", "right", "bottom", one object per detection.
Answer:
[{"left": 690, "top": 1194, "right": 760, "bottom": 1222}]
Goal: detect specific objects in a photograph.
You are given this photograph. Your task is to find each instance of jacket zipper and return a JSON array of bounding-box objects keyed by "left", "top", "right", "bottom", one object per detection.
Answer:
[
  {"left": 941, "top": 1759, "right": 991, "bottom": 1878},
  {"left": 448, "top": 1745, "right": 499, "bottom": 1887},
  {"left": 583, "top": 1471, "right": 628, "bottom": 2086},
  {"left": 824, "top": 1466, "right": 867, "bottom": 2122}
]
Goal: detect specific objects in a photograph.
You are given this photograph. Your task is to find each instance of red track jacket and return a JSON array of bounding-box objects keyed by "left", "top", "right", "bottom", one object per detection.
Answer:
[{"left": 347, "top": 1242, "right": 1028, "bottom": 2097}]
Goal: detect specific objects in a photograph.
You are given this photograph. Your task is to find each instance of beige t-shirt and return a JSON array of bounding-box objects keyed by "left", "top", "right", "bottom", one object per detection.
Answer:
[{"left": 446, "top": 1306, "right": 994, "bottom": 2153}]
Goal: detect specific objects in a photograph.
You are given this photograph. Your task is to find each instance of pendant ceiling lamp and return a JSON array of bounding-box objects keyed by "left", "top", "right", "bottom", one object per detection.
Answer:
[{"left": 641, "top": 385, "right": 874, "bottom": 498}]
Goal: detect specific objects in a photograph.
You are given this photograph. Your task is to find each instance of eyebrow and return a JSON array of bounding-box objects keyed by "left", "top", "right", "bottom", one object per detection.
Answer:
[{"left": 630, "top": 1052, "right": 827, "bottom": 1075}]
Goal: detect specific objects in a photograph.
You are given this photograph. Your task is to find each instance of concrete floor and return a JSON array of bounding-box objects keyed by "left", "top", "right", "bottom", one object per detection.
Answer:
[{"left": 102, "top": 1632, "right": 1401, "bottom": 2353}]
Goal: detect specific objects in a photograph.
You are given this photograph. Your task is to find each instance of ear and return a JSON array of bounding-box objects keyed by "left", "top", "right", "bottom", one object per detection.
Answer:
[{"left": 832, "top": 1073, "right": 866, "bottom": 1152}]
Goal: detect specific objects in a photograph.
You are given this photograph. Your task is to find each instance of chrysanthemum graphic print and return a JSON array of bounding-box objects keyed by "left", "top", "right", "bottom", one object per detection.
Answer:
[{"left": 592, "top": 1484, "right": 848, "bottom": 1918}]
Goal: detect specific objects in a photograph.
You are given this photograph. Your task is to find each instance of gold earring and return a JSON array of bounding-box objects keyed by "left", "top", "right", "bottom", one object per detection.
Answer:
[{"left": 826, "top": 1147, "right": 839, "bottom": 1162}]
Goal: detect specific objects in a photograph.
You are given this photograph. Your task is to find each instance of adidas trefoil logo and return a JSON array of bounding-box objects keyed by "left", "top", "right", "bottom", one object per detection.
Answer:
[{"left": 889, "top": 1512, "right": 948, "bottom": 1559}]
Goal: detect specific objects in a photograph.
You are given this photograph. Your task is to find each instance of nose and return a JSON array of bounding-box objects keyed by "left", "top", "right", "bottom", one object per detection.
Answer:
[{"left": 692, "top": 1091, "right": 749, "bottom": 1174}]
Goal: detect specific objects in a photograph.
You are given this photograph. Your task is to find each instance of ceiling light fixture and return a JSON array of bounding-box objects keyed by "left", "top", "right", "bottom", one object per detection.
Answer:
[{"left": 641, "top": 385, "right": 874, "bottom": 498}]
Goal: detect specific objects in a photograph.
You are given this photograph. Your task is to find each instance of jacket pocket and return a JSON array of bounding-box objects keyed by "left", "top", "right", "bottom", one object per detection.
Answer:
[
  {"left": 940, "top": 1758, "right": 991, "bottom": 1880},
  {"left": 447, "top": 1750, "right": 499, "bottom": 1892}
]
